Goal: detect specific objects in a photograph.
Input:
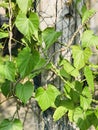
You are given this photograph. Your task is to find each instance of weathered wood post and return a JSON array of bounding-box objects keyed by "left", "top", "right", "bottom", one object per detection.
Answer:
[{"left": 36, "top": 0, "right": 84, "bottom": 130}]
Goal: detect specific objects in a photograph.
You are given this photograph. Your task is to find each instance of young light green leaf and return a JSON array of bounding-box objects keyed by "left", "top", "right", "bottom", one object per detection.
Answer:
[
  {"left": 73, "top": 107, "right": 84, "bottom": 123},
  {"left": 53, "top": 106, "right": 67, "bottom": 121},
  {"left": 82, "top": 30, "right": 98, "bottom": 47},
  {"left": 0, "top": 119, "right": 23, "bottom": 130},
  {"left": 15, "top": 12, "right": 39, "bottom": 39},
  {"left": 16, "top": 0, "right": 32, "bottom": 14},
  {"left": 72, "top": 46, "right": 92, "bottom": 69},
  {"left": 82, "top": 9, "right": 95, "bottom": 24},
  {"left": 0, "top": 31, "right": 8, "bottom": 39},
  {"left": 80, "top": 87, "right": 92, "bottom": 110},
  {"left": 60, "top": 59, "right": 80, "bottom": 77},
  {"left": 0, "top": 2, "right": 9, "bottom": 8},
  {"left": 17, "top": 47, "right": 40, "bottom": 78},
  {"left": 68, "top": 110, "right": 74, "bottom": 122},
  {"left": 84, "top": 66, "right": 94, "bottom": 92},
  {"left": 35, "top": 84, "right": 60, "bottom": 111},
  {"left": 42, "top": 27, "right": 61, "bottom": 49},
  {"left": 16, "top": 81, "right": 34, "bottom": 104}
]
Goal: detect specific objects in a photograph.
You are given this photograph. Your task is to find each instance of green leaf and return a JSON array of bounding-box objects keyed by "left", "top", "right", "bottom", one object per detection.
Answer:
[
  {"left": 17, "top": 47, "right": 40, "bottom": 78},
  {"left": 81, "top": 5, "right": 87, "bottom": 16},
  {"left": 16, "top": 0, "right": 32, "bottom": 14},
  {"left": 1, "top": 80, "right": 12, "bottom": 97},
  {"left": 72, "top": 46, "right": 92, "bottom": 69},
  {"left": 77, "top": 110, "right": 97, "bottom": 130},
  {"left": 30, "top": 58, "right": 46, "bottom": 77},
  {"left": 16, "top": 81, "right": 34, "bottom": 104},
  {"left": 70, "top": 81, "right": 82, "bottom": 103},
  {"left": 53, "top": 106, "right": 67, "bottom": 121},
  {"left": 35, "top": 84, "right": 60, "bottom": 111},
  {"left": 73, "top": 107, "right": 92, "bottom": 130},
  {"left": 82, "top": 9, "right": 95, "bottom": 24},
  {"left": 73, "top": 107, "right": 84, "bottom": 123},
  {"left": 84, "top": 66, "right": 94, "bottom": 92},
  {"left": 60, "top": 68, "right": 71, "bottom": 79},
  {"left": 4, "top": 61, "right": 15, "bottom": 81},
  {"left": 82, "top": 30, "right": 98, "bottom": 47},
  {"left": 15, "top": 12, "right": 39, "bottom": 39},
  {"left": 0, "top": 119, "right": 23, "bottom": 130},
  {"left": 60, "top": 59, "right": 80, "bottom": 77},
  {"left": 0, "top": 31, "right": 8, "bottom": 39},
  {"left": 33, "top": 58, "right": 46, "bottom": 70},
  {"left": 68, "top": 110, "right": 74, "bottom": 122},
  {"left": 86, "top": 110, "right": 98, "bottom": 128},
  {"left": 0, "top": 61, "right": 15, "bottom": 81},
  {"left": 60, "top": 99, "right": 74, "bottom": 110},
  {"left": 0, "top": 2, "right": 14, "bottom": 9},
  {"left": 80, "top": 87, "right": 92, "bottom": 110},
  {"left": 95, "top": 108, "right": 98, "bottom": 118},
  {"left": 42, "top": 27, "right": 61, "bottom": 49},
  {"left": 64, "top": 83, "right": 71, "bottom": 99}
]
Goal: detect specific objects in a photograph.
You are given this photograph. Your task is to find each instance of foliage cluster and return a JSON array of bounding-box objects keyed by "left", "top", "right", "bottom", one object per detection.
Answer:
[{"left": 0, "top": 0, "right": 98, "bottom": 130}]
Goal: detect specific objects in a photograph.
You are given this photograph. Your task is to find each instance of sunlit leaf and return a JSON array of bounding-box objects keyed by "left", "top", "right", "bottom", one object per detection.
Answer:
[
  {"left": 15, "top": 12, "right": 39, "bottom": 39},
  {"left": 68, "top": 110, "right": 74, "bottom": 122},
  {"left": 35, "top": 84, "right": 60, "bottom": 111},
  {"left": 60, "top": 59, "right": 80, "bottom": 77},
  {"left": 82, "top": 9, "right": 95, "bottom": 24},
  {"left": 72, "top": 46, "right": 92, "bottom": 69},
  {"left": 0, "top": 31, "right": 8, "bottom": 39},
  {"left": 80, "top": 87, "right": 92, "bottom": 110},
  {"left": 84, "top": 66, "right": 94, "bottom": 92},
  {"left": 53, "top": 106, "right": 67, "bottom": 121},
  {"left": 73, "top": 107, "right": 84, "bottom": 123},
  {"left": 16, "top": 0, "right": 32, "bottom": 14},
  {"left": 82, "top": 30, "right": 98, "bottom": 47}
]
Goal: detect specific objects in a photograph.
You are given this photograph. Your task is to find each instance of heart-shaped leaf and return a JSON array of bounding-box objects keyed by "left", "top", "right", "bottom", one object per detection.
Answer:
[
  {"left": 82, "top": 30, "right": 98, "bottom": 47},
  {"left": 35, "top": 84, "right": 60, "bottom": 111},
  {"left": 72, "top": 46, "right": 92, "bottom": 69},
  {"left": 17, "top": 47, "right": 40, "bottom": 78},
  {"left": 16, "top": 81, "right": 34, "bottom": 104},
  {"left": 15, "top": 12, "right": 39, "bottom": 39},
  {"left": 16, "top": 0, "right": 32, "bottom": 14}
]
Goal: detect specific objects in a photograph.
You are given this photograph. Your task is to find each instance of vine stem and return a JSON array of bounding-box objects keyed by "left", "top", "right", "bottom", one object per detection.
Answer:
[{"left": 8, "top": 0, "right": 13, "bottom": 61}]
